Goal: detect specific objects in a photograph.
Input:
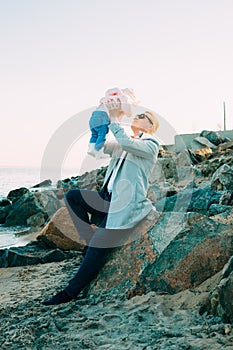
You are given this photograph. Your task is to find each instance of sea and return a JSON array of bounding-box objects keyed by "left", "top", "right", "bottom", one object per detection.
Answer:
[{"left": 0, "top": 166, "right": 79, "bottom": 249}]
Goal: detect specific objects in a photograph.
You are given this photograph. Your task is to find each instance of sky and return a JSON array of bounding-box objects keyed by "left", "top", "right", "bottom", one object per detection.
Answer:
[{"left": 1, "top": 0, "right": 233, "bottom": 170}]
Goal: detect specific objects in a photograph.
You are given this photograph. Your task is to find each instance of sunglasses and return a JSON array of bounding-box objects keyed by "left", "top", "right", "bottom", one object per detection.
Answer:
[{"left": 136, "top": 113, "right": 153, "bottom": 125}]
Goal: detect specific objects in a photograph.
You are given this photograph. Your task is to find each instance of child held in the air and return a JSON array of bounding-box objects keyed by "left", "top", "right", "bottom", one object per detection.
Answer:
[{"left": 88, "top": 87, "right": 138, "bottom": 158}]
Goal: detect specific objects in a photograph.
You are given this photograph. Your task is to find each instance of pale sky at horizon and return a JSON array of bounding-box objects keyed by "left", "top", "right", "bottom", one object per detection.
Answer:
[{"left": 1, "top": 0, "right": 233, "bottom": 169}]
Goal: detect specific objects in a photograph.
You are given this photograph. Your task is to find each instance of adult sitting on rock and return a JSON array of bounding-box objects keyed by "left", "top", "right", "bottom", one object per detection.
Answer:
[{"left": 42, "top": 100, "right": 160, "bottom": 305}]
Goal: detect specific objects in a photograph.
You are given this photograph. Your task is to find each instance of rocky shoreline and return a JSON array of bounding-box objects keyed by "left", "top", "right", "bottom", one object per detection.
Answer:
[
  {"left": 1, "top": 259, "right": 233, "bottom": 350},
  {"left": 1, "top": 129, "right": 233, "bottom": 349}
]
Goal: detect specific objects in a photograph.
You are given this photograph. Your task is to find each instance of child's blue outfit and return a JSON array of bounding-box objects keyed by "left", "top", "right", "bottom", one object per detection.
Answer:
[{"left": 89, "top": 107, "right": 110, "bottom": 151}]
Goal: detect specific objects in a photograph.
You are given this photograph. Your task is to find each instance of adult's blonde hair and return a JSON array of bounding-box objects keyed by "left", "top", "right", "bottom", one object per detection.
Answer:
[{"left": 145, "top": 111, "right": 159, "bottom": 134}]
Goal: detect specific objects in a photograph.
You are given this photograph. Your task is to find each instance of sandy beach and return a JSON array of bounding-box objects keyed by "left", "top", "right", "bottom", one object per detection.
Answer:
[{"left": 1, "top": 254, "right": 233, "bottom": 350}]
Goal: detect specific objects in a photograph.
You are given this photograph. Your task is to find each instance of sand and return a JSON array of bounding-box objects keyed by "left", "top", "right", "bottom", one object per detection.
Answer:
[{"left": 1, "top": 257, "right": 233, "bottom": 350}]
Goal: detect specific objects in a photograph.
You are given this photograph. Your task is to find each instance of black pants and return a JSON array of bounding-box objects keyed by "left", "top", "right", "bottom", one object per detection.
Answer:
[{"left": 64, "top": 188, "right": 131, "bottom": 299}]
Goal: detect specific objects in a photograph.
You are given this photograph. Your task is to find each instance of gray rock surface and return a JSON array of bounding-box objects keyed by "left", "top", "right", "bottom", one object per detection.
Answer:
[
  {"left": 0, "top": 241, "right": 80, "bottom": 268},
  {"left": 5, "top": 192, "right": 46, "bottom": 226},
  {"left": 211, "top": 164, "right": 233, "bottom": 191},
  {"left": 200, "top": 130, "right": 225, "bottom": 146},
  {"left": 192, "top": 136, "right": 217, "bottom": 150},
  {"left": 86, "top": 212, "right": 233, "bottom": 298},
  {"left": 7, "top": 187, "right": 29, "bottom": 203},
  {"left": 201, "top": 256, "right": 233, "bottom": 323},
  {"left": 37, "top": 207, "right": 85, "bottom": 251}
]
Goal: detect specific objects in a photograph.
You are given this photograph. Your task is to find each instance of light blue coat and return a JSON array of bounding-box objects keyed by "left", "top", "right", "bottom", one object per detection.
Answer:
[{"left": 103, "top": 123, "right": 159, "bottom": 229}]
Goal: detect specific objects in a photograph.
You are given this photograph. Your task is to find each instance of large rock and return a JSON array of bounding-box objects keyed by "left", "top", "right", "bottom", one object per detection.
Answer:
[
  {"left": 194, "top": 146, "right": 212, "bottom": 159},
  {"left": 217, "top": 140, "right": 233, "bottom": 151},
  {"left": 208, "top": 203, "right": 232, "bottom": 216},
  {"left": 201, "top": 256, "right": 233, "bottom": 323},
  {"left": 0, "top": 205, "right": 11, "bottom": 224},
  {"left": 150, "top": 155, "right": 193, "bottom": 184},
  {"left": 0, "top": 241, "right": 80, "bottom": 268},
  {"left": 36, "top": 207, "right": 84, "bottom": 251},
  {"left": 211, "top": 164, "right": 233, "bottom": 191},
  {"left": 86, "top": 212, "right": 233, "bottom": 299},
  {"left": 5, "top": 192, "right": 46, "bottom": 226},
  {"left": 203, "top": 208, "right": 233, "bottom": 323},
  {"left": 174, "top": 150, "right": 192, "bottom": 166},
  {"left": 57, "top": 166, "right": 107, "bottom": 192},
  {"left": 32, "top": 179, "right": 52, "bottom": 188},
  {"left": 147, "top": 182, "right": 177, "bottom": 204},
  {"left": 84, "top": 208, "right": 162, "bottom": 298},
  {"left": 150, "top": 158, "right": 178, "bottom": 183},
  {"left": 138, "top": 214, "right": 233, "bottom": 295},
  {"left": 191, "top": 136, "right": 217, "bottom": 150},
  {"left": 37, "top": 207, "right": 161, "bottom": 252},
  {"left": 33, "top": 190, "right": 63, "bottom": 218},
  {"left": 0, "top": 198, "right": 11, "bottom": 207},
  {"left": 7, "top": 187, "right": 29, "bottom": 203},
  {"left": 155, "top": 186, "right": 225, "bottom": 215},
  {"left": 27, "top": 212, "right": 46, "bottom": 227},
  {"left": 4, "top": 190, "right": 63, "bottom": 227},
  {"left": 200, "top": 130, "right": 225, "bottom": 146},
  {"left": 195, "top": 148, "right": 233, "bottom": 177}
]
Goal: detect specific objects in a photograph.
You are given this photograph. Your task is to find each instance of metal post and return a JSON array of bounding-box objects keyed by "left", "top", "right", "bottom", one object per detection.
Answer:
[{"left": 223, "top": 101, "right": 226, "bottom": 131}]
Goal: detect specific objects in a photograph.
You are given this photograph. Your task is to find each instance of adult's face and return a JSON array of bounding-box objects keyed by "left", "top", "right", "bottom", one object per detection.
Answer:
[{"left": 131, "top": 113, "right": 154, "bottom": 134}]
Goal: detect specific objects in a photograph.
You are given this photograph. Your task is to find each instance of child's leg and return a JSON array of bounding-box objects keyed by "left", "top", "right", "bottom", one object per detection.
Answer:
[
  {"left": 89, "top": 127, "right": 98, "bottom": 144},
  {"left": 94, "top": 124, "right": 109, "bottom": 151}
]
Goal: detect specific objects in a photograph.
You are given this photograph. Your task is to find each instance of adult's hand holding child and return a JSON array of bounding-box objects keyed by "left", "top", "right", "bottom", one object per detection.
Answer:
[{"left": 106, "top": 99, "right": 124, "bottom": 122}]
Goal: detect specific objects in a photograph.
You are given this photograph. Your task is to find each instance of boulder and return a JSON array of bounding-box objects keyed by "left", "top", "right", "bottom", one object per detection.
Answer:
[
  {"left": 0, "top": 198, "right": 11, "bottom": 207},
  {"left": 152, "top": 152, "right": 194, "bottom": 184},
  {"left": 0, "top": 241, "right": 80, "bottom": 268},
  {"left": 194, "top": 147, "right": 212, "bottom": 159},
  {"left": 155, "top": 186, "right": 225, "bottom": 215},
  {"left": 86, "top": 212, "right": 233, "bottom": 299},
  {"left": 150, "top": 158, "right": 179, "bottom": 183},
  {"left": 37, "top": 207, "right": 161, "bottom": 252},
  {"left": 196, "top": 148, "right": 233, "bottom": 177},
  {"left": 218, "top": 191, "right": 233, "bottom": 206},
  {"left": 202, "top": 256, "right": 233, "bottom": 323},
  {"left": 78, "top": 166, "right": 107, "bottom": 191},
  {"left": 57, "top": 166, "right": 107, "bottom": 192},
  {"left": 158, "top": 146, "right": 173, "bottom": 158},
  {"left": 7, "top": 187, "right": 29, "bottom": 203},
  {"left": 4, "top": 192, "right": 46, "bottom": 226},
  {"left": 211, "top": 164, "right": 233, "bottom": 191},
  {"left": 208, "top": 204, "right": 232, "bottom": 216},
  {"left": 217, "top": 140, "right": 233, "bottom": 151},
  {"left": 33, "top": 190, "right": 63, "bottom": 218},
  {"left": 4, "top": 189, "right": 63, "bottom": 227},
  {"left": 0, "top": 206, "right": 12, "bottom": 224},
  {"left": 57, "top": 177, "right": 79, "bottom": 191},
  {"left": 210, "top": 207, "right": 233, "bottom": 226},
  {"left": 147, "top": 182, "right": 177, "bottom": 204},
  {"left": 32, "top": 179, "right": 52, "bottom": 188},
  {"left": 186, "top": 150, "right": 202, "bottom": 165},
  {"left": 36, "top": 207, "right": 84, "bottom": 251},
  {"left": 27, "top": 212, "right": 46, "bottom": 227},
  {"left": 200, "top": 130, "right": 224, "bottom": 146},
  {"left": 139, "top": 214, "right": 233, "bottom": 295},
  {"left": 174, "top": 150, "right": 192, "bottom": 167},
  {"left": 85, "top": 208, "right": 162, "bottom": 298},
  {"left": 191, "top": 136, "right": 217, "bottom": 150}
]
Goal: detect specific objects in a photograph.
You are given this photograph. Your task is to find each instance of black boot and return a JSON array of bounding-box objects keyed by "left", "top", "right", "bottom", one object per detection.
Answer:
[{"left": 42, "top": 290, "right": 72, "bottom": 306}]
